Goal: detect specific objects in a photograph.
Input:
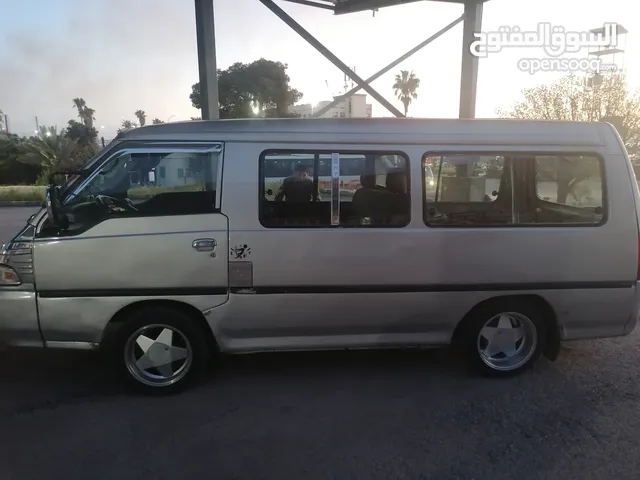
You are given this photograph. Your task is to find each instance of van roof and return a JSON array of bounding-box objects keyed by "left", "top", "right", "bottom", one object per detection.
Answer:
[{"left": 120, "top": 117, "right": 612, "bottom": 147}]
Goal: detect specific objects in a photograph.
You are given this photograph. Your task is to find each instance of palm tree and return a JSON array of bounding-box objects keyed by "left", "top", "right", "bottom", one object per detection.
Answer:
[
  {"left": 73, "top": 98, "right": 86, "bottom": 121},
  {"left": 82, "top": 107, "right": 96, "bottom": 130},
  {"left": 18, "top": 126, "right": 82, "bottom": 174},
  {"left": 117, "top": 120, "right": 138, "bottom": 134},
  {"left": 72, "top": 98, "right": 97, "bottom": 129},
  {"left": 393, "top": 70, "right": 420, "bottom": 117},
  {"left": 135, "top": 110, "right": 147, "bottom": 127}
]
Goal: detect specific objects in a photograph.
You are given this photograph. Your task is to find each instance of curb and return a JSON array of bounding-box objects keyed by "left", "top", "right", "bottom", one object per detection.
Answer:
[{"left": 0, "top": 201, "right": 42, "bottom": 207}]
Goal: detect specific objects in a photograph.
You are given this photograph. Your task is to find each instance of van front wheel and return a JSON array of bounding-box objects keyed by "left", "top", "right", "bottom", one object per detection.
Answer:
[
  {"left": 458, "top": 300, "right": 547, "bottom": 377},
  {"left": 114, "top": 306, "right": 209, "bottom": 395}
]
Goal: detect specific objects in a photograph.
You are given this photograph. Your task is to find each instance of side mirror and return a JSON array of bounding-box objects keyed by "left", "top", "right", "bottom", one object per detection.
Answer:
[
  {"left": 266, "top": 189, "right": 273, "bottom": 196},
  {"left": 45, "top": 185, "right": 67, "bottom": 230}
]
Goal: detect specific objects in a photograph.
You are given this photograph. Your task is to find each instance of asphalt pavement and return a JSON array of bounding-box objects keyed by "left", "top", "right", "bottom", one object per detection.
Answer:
[
  {"left": 0, "top": 206, "right": 38, "bottom": 246},
  {"left": 1, "top": 206, "right": 640, "bottom": 479}
]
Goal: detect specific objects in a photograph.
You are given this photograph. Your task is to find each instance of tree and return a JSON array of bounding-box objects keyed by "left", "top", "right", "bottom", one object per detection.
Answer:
[
  {"left": 83, "top": 108, "right": 96, "bottom": 130},
  {"left": 246, "top": 59, "right": 303, "bottom": 116},
  {"left": 393, "top": 70, "right": 420, "bottom": 117},
  {"left": 65, "top": 119, "right": 98, "bottom": 148},
  {"left": 497, "top": 72, "right": 640, "bottom": 157},
  {"left": 135, "top": 110, "right": 147, "bottom": 127},
  {"left": 17, "top": 127, "right": 85, "bottom": 178},
  {"left": 0, "top": 134, "right": 41, "bottom": 184},
  {"left": 152, "top": 118, "right": 164, "bottom": 124},
  {"left": 117, "top": 120, "right": 138, "bottom": 134},
  {"left": 72, "top": 98, "right": 96, "bottom": 130},
  {"left": 190, "top": 59, "right": 303, "bottom": 118},
  {"left": 72, "top": 98, "right": 86, "bottom": 121}
]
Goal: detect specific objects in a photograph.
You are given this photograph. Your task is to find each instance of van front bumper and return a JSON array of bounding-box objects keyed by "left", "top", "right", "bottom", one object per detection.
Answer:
[{"left": 0, "top": 288, "right": 44, "bottom": 348}]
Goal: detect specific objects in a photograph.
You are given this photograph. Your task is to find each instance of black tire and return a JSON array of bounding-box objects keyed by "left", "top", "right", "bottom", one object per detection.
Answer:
[
  {"left": 456, "top": 299, "right": 547, "bottom": 378},
  {"left": 113, "top": 306, "right": 211, "bottom": 395}
]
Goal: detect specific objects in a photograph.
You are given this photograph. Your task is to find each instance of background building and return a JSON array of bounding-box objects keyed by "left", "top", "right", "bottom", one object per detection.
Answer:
[{"left": 289, "top": 94, "right": 372, "bottom": 118}]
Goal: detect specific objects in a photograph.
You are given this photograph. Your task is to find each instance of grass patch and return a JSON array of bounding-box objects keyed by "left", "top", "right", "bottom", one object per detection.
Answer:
[{"left": 0, "top": 185, "right": 46, "bottom": 202}]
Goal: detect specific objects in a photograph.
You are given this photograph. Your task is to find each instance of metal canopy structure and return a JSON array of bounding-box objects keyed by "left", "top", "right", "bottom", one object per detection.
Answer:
[{"left": 194, "top": 0, "right": 488, "bottom": 120}]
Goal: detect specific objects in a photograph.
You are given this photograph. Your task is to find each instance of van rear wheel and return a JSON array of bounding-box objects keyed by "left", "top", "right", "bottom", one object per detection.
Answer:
[
  {"left": 458, "top": 300, "right": 547, "bottom": 377},
  {"left": 114, "top": 306, "right": 209, "bottom": 395}
]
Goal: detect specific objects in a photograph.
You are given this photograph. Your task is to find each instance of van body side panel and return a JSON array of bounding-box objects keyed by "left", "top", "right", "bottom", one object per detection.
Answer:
[
  {"left": 36, "top": 295, "right": 223, "bottom": 345},
  {"left": 213, "top": 139, "right": 637, "bottom": 351},
  {"left": 541, "top": 287, "right": 637, "bottom": 340},
  {"left": 0, "top": 289, "right": 42, "bottom": 348},
  {"left": 34, "top": 214, "right": 230, "bottom": 344},
  {"left": 210, "top": 292, "right": 482, "bottom": 351}
]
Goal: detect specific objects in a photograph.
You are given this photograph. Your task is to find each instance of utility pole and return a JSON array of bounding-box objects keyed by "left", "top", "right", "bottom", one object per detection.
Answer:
[{"left": 587, "top": 23, "right": 627, "bottom": 129}]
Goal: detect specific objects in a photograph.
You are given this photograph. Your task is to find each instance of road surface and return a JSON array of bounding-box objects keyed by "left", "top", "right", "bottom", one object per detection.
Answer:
[
  {"left": 1, "top": 206, "right": 640, "bottom": 480},
  {"left": 0, "top": 206, "right": 38, "bottom": 245}
]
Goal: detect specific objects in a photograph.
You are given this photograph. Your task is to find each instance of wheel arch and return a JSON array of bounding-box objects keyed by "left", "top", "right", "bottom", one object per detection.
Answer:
[
  {"left": 100, "top": 299, "right": 219, "bottom": 354},
  {"left": 451, "top": 294, "right": 561, "bottom": 361}
]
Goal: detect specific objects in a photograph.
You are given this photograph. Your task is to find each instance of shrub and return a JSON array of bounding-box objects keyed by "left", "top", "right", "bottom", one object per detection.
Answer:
[{"left": 0, "top": 186, "right": 46, "bottom": 202}]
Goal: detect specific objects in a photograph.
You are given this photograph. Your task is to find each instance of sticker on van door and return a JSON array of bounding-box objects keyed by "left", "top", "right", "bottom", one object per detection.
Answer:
[{"left": 231, "top": 244, "right": 251, "bottom": 259}]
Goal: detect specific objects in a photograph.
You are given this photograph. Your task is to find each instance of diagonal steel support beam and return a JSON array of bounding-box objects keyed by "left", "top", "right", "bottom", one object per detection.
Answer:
[
  {"left": 258, "top": 0, "right": 405, "bottom": 117},
  {"left": 312, "top": 14, "right": 464, "bottom": 118},
  {"left": 281, "top": 0, "right": 334, "bottom": 9}
]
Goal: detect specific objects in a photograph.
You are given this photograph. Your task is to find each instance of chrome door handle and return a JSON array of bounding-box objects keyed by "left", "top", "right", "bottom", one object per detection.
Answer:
[{"left": 192, "top": 238, "right": 217, "bottom": 252}]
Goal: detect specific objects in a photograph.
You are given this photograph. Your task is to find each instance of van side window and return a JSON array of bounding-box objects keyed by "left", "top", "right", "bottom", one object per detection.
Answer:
[
  {"left": 260, "top": 151, "right": 410, "bottom": 228},
  {"left": 65, "top": 149, "right": 220, "bottom": 220},
  {"left": 423, "top": 152, "right": 605, "bottom": 227},
  {"left": 423, "top": 154, "right": 514, "bottom": 226},
  {"left": 531, "top": 155, "right": 604, "bottom": 225},
  {"left": 535, "top": 155, "right": 602, "bottom": 207}
]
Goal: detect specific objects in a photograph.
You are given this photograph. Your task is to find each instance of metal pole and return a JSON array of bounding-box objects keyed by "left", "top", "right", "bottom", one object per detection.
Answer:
[
  {"left": 258, "top": 0, "right": 405, "bottom": 118},
  {"left": 458, "top": 0, "right": 483, "bottom": 119},
  {"left": 194, "top": 0, "right": 219, "bottom": 120},
  {"left": 312, "top": 14, "right": 464, "bottom": 118}
]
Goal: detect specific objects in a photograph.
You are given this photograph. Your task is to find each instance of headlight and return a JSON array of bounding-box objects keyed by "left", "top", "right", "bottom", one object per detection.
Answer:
[{"left": 0, "top": 265, "right": 21, "bottom": 286}]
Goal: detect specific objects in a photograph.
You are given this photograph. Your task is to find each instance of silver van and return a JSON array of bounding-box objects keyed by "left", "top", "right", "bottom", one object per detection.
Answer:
[{"left": 2, "top": 118, "right": 639, "bottom": 394}]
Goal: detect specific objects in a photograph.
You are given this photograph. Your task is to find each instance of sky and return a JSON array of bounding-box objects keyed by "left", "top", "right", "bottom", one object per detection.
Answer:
[{"left": 0, "top": 0, "right": 637, "bottom": 138}]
